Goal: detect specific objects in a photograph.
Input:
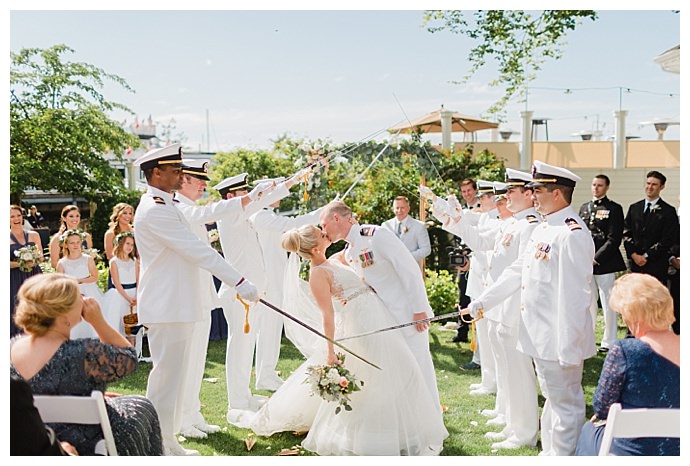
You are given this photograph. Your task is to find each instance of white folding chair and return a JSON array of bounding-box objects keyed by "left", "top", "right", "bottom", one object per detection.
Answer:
[
  {"left": 598, "top": 402, "right": 680, "bottom": 455},
  {"left": 33, "top": 390, "right": 118, "bottom": 456}
]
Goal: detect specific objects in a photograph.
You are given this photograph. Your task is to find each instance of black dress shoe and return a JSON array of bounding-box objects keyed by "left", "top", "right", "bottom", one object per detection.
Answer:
[
  {"left": 598, "top": 346, "right": 609, "bottom": 353},
  {"left": 460, "top": 361, "right": 481, "bottom": 371},
  {"left": 450, "top": 334, "right": 469, "bottom": 343}
]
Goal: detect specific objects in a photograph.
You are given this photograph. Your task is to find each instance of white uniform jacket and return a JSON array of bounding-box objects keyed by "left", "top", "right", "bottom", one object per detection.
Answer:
[
  {"left": 381, "top": 215, "right": 431, "bottom": 263},
  {"left": 344, "top": 224, "right": 432, "bottom": 325},
  {"left": 477, "top": 205, "right": 596, "bottom": 365},
  {"left": 134, "top": 186, "right": 245, "bottom": 324}
]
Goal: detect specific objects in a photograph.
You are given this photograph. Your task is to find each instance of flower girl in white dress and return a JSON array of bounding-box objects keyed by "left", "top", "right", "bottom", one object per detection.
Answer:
[
  {"left": 103, "top": 231, "right": 139, "bottom": 335},
  {"left": 56, "top": 229, "right": 103, "bottom": 339},
  {"left": 248, "top": 225, "right": 448, "bottom": 456}
]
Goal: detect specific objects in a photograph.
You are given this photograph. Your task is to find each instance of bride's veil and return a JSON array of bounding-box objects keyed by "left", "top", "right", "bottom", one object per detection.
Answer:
[{"left": 282, "top": 251, "right": 324, "bottom": 358}]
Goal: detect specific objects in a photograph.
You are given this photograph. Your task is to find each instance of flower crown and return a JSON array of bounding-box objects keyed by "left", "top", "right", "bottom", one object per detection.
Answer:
[
  {"left": 114, "top": 230, "right": 135, "bottom": 245},
  {"left": 60, "top": 228, "right": 86, "bottom": 246}
]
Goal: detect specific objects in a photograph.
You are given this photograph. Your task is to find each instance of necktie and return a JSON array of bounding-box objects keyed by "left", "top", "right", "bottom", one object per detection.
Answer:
[
  {"left": 644, "top": 202, "right": 651, "bottom": 216},
  {"left": 396, "top": 221, "right": 402, "bottom": 237}
]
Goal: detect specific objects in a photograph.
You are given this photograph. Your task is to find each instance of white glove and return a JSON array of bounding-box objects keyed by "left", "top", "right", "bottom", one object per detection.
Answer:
[
  {"left": 447, "top": 194, "right": 463, "bottom": 220},
  {"left": 332, "top": 193, "right": 341, "bottom": 202},
  {"left": 294, "top": 166, "right": 312, "bottom": 180},
  {"left": 430, "top": 199, "right": 447, "bottom": 222},
  {"left": 235, "top": 278, "right": 259, "bottom": 303},
  {"left": 467, "top": 301, "right": 483, "bottom": 319},
  {"left": 248, "top": 181, "right": 275, "bottom": 202},
  {"left": 418, "top": 185, "right": 436, "bottom": 201}
]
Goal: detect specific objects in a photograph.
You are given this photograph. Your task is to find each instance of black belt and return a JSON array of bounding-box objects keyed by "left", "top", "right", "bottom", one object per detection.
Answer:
[{"left": 122, "top": 283, "right": 136, "bottom": 289}]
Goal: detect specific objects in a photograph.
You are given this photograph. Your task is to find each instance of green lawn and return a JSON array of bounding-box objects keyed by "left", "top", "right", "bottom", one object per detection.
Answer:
[{"left": 109, "top": 316, "right": 621, "bottom": 456}]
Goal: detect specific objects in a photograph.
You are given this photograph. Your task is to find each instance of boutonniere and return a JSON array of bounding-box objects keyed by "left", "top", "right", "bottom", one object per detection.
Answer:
[
  {"left": 650, "top": 204, "right": 661, "bottom": 213},
  {"left": 401, "top": 225, "right": 409, "bottom": 234}
]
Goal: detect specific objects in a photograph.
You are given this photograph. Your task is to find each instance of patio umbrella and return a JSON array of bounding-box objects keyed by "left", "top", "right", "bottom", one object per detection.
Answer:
[{"left": 387, "top": 107, "right": 499, "bottom": 134}]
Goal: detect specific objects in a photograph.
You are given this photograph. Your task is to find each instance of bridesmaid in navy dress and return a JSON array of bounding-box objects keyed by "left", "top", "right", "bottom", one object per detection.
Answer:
[{"left": 10, "top": 205, "right": 42, "bottom": 337}]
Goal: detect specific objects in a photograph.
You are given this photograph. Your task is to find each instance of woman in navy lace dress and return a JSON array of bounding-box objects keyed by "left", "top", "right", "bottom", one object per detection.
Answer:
[
  {"left": 9, "top": 273, "right": 163, "bottom": 456},
  {"left": 10, "top": 205, "right": 42, "bottom": 337},
  {"left": 576, "top": 273, "right": 680, "bottom": 456}
]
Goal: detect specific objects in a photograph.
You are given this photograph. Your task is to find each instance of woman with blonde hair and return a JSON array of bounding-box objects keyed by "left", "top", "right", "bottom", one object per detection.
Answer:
[
  {"left": 576, "top": 273, "right": 679, "bottom": 456},
  {"left": 249, "top": 224, "right": 448, "bottom": 455},
  {"left": 103, "top": 203, "right": 134, "bottom": 261},
  {"left": 9, "top": 273, "right": 163, "bottom": 456},
  {"left": 49, "top": 205, "right": 93, "bottom": 269}
]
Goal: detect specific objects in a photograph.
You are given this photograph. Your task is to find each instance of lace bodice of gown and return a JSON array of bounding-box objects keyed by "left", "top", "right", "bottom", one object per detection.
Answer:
[{"left": 313, "top": 259, "right": 373, "bottom": 305}]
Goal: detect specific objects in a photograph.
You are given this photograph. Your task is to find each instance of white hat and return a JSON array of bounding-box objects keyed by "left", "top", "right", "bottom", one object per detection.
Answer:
[
  {"left": 133, "top": 143, "right": 183, "bottom": 170},
  {"left": 476, "top": 180, "right": 495, "bottom": 197},
  {"left": 213, "top": 173, "right": 249, "bottom": 193},
  {"left": 492, "top": 181, "right": 508, "bottom": 200},
  {"left": 252, "top": 176, "right": 285, "bottom": 185},
  {"left": 504, "top": 168, "right": 532, "bottom": 187},
  {"left": 181, "top": 159, "right": 211, "bottom": 181},
  {"left": 526, "top": 160, "right": 581, "bottom": 188}
]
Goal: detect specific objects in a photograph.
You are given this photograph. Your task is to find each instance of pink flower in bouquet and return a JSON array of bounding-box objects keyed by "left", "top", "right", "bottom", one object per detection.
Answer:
[{"left": 339, "top": 376, "right": 349, "bottom": 388}]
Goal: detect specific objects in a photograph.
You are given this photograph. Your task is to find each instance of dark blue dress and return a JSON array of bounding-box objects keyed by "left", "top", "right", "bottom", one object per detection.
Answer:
[
  {"left": 576, "top": 338, "right": 680, "bottom": 455},
  {"left": 10, "top": 338, "right": 163, "bottom": 456},
  {"left": 10, "top": 231, "right": 42, "bottom": 337}
]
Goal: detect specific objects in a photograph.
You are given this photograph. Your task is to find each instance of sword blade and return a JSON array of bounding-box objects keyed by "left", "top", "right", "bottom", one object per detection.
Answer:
[
  {"left": 259, "top": 298, "right": 381, "bottom": 370},
  {"left": 336, "top": 308, "right": 472, "bottom": 342}
]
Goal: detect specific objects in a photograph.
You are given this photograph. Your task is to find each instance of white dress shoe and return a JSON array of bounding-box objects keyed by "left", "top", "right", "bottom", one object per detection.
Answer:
[
  {"left": 469, "top": 387, "right": 496, "bottom": 396},
  {"left": 481, "top": 408, "right": 499, "bottom": 418},
  {"left": 165, "top": 440, "right": 200, "bottom": 456},
  {"left": 179, "top": 426, "right": 207, "bottom": 439},
  {"left": 486, "top": 415, "right": 506, "bottom": 426},
  {"left": 255, "top": 375, "right": 284, "bottom": 392},
  {"left": 491, "top": 439, "right": 530, "bottom": 450},
  {"left": 484, "top": 431, "right": 507, "bottom": 441},
  {"left": 469, "top": 383, "right": 483, "bottom": 390},
  {"left": 194, "top": 422, "right": 221, "bottom": 434}
]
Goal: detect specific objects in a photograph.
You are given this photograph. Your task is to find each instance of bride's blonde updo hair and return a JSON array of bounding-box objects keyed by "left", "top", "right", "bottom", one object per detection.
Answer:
[
  {"left": 14, "top": 273, "right": 81, "bottom": 336},
  {"left": 281, "top": 224, "right": 319, "bottom": 260}
]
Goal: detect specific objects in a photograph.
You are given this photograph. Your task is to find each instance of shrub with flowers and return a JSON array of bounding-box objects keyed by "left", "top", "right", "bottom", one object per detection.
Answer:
[
  {"left": 303, "top": 353, "right": 364, "bottom": 414},
  {"left": 13, "top": 244, "right": 42, "bottom": 272}
]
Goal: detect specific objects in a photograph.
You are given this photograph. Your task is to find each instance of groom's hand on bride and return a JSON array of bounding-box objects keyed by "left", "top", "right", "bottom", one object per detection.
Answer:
[{"left": 412, "top": 312, "right": 429, "bottom": 332}]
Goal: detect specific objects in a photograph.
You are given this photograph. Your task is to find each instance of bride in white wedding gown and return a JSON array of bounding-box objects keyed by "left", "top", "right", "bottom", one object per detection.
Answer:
[{"left": 248, "top": 225, "right": 448, "bottom": 456}]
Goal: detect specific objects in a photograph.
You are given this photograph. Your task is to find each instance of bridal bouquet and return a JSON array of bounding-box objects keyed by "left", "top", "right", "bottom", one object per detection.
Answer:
[
  {"left": 14, "top": 244, "right": 42, "bottom": 272},
  {"left": 304, "top": 353, "right": 364, "bottom": 414},
  {"left": 208, "top": 228, "right": 222, "bottom": 253}
]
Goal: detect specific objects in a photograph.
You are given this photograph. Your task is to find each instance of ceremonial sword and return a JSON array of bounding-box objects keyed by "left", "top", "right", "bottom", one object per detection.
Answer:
[
  {"left": 336, "top": 307, "right": 483, "bottom": 342},
  {"left": 258, "top": 298, "right": 382, "bottom": 370}
]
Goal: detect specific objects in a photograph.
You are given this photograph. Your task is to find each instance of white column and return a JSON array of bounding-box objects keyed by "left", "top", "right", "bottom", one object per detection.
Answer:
[
  {"left": 520, "top": 111, "right": 533, "bottom": 170},
  {"left": 441, "top": 108, "right": 452, "bottom": 150},
  {"left": 613, "top": 110, "right": 628, "bottom": 169}
]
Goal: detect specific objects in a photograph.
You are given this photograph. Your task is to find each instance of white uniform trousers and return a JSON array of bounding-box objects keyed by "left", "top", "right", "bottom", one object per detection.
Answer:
[
  {"left": 405, "top": 329, "right": 442, "bottom": 411},
  {"left": 486, "top": 320, "right": 506, "bottom": 417},
  {"left": 145, "top": 322, "right": 195, "bottom": 448},
  {"left": 223, "top": 298, "right": 260, "bottom": 409},
  {"left": 475, "top": 313, "right": 496, "bottom": 391},
  {"left": 533, "top": 358, "right": 585, "bottom": 456},
  {"left": 254, "top": 304, "right": 283, "bottom": 388},
  {"left": 498, "top": 326, "right": 539, "bottom": 445},
  {"left": 589, "top": 273, "right": 618, "bottom": 348},
  {"left": 179, "top": 316, "right": 213, "bottom": 430}
]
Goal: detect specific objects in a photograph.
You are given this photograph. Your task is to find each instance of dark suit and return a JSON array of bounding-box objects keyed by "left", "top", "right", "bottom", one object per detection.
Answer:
[
  {"left": 623, "top": 198, "right": 678, "bottom": 284},
  {"left": 579, "top": 197, "right": 627, "bottom": 275},
  {"left": 11, "top": 375, "right": 70, "bottom": 456}
]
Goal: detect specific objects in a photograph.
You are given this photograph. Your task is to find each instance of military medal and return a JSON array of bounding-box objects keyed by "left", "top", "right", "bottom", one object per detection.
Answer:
[
  {"left": 359, "top": 249, "right": 374, "bottom": 268},
  {"left": 534, "top": 242, "right": 551, "bottom": 261},
  {"left": 502, "top": 233, "right": 513, "bottom": 248}
]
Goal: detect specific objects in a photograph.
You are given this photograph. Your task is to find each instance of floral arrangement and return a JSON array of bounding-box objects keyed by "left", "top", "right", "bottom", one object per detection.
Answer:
[
  {"left": 303, "top": 353, "right": 364, "bottom": 414},
  {"left": 14, "top": 244, "right": 42, "bottom": 272},
  {"left": 208, "top": 228, "right": 223, "bottom": 253},
  {"left": 296, "top": 141, "right": 339, "bottom": 201},
  {"left": 114, "top": 230, "right": 135, "bottom": 245}
]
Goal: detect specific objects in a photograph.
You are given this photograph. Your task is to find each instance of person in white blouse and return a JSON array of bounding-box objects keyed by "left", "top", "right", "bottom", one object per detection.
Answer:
[{"left": 382, "top": 196, "right": 431, "bottom": 272}]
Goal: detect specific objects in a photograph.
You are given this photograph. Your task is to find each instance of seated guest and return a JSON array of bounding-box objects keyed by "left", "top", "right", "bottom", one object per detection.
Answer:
[
  {"left": 10, "top": 374, "right": 78, "bottom": 456},
  {"left": 9, "top": 273, "right": 163, "bottom": 456},
  {"left": 575, "top": 273, "right": 680, "bottom": 456}
]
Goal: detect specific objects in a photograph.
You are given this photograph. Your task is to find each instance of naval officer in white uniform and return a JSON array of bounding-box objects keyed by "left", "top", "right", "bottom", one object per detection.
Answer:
[
  {"left": 132, "top": 144, "right": 259, "bottom": 456},
  {"left": 468, "top": 161, "right": 596, "bottom": 456},
  {"left": 320, "top": 200, "right": 441, "bottom": 410}
]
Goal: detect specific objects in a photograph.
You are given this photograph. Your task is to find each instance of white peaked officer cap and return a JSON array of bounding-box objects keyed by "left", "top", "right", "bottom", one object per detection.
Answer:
[
  {"left": 252, "top": 176, "right": 286, "bottom": 185},
  {"left": 526, "top": 160, "right": 581, "bottom": 188},
  {"left": 133, "top": 143, "right": 183, "bottom": 170},
  {"left": 181, "top": 159, "right": 211, "bottom": 181},
  {"left": 505, "top": 168, "right": 533, "bottom": 187},
  {"left": 476, "top": 180, "right": 495, "bottom": 197},
  {"left": 492, "top": 181, "right": 509, "bottom": 200},
  {"left": 213, "top": 173, "right": 249, "bottom": 194}
]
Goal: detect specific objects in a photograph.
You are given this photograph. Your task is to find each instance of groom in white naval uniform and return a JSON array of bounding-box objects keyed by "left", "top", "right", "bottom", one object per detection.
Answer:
[
  {"left": 320, "top": 200, "right": 441, "bottom": 410},
  {"left": 132, "top": 144, "right": 259, "bottom": 456},
  {"left": 173, "top": 159, "right": 272, "bottom": 440}
]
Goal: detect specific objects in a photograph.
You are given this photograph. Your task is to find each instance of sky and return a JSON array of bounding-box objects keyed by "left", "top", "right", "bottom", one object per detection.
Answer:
[{"left": 6, "top": 4, "right": 683, "bottom": 154}]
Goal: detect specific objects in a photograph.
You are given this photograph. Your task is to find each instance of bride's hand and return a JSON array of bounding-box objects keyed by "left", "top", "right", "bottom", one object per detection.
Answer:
[{"left": 327, "top": 351, "right": 340, "bottom": 365}]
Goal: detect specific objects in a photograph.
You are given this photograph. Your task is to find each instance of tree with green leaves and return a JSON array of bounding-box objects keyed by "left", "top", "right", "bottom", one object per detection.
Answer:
[
  {"left": 10, "top": 44, "right": 141, "bottom": 204},
  {"left": 423, "top": 10, "right": 598, "bottom": 116}
]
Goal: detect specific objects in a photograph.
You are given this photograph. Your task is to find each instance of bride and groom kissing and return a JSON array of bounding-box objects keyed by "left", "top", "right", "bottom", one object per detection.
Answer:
[{"left": 245, "top": 200, "right": 448, "bottom": 456}]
